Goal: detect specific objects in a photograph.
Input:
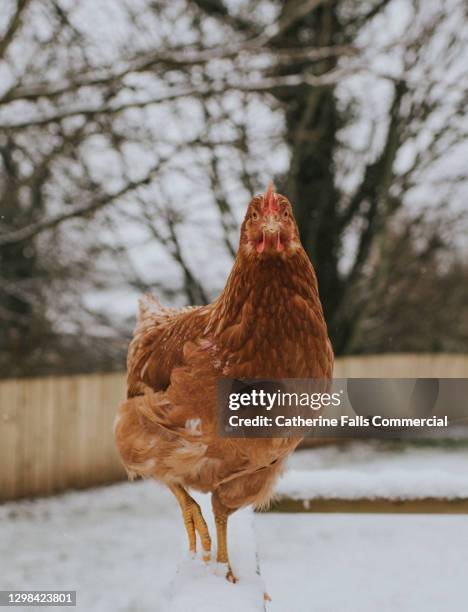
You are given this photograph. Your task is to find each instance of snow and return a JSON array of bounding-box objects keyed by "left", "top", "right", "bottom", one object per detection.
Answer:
[
  {"left": 169, "top": 556, "right": 264, "bottom": 612},
  {"left": 0, "top": 482, "right": 179, "bottom": 611},
  {"left": 278, "top": 443, "right": 468, "bottom": 500},
  {"left": 257, "top": 513, "right": 468, "bottom": 612},
  {"left": 169, "top": 497, "right": 265, "bottom": 612},
  {"left": 1, "top": 444, "right": 468, "bottom": 611},
  {"left": 0, "top": 482, "right": 265, "bottom": 612}
]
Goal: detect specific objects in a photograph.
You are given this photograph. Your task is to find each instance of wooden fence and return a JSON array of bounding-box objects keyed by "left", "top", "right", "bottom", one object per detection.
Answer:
[
  {"left": 333, "top": 353, "right": 468, "bottom": 378},
  {"left": 1, "top": 354, "right": 467, "bottom": 502},
  {"left": 0, "top": 372, "right": 127, "bottom": 501}
]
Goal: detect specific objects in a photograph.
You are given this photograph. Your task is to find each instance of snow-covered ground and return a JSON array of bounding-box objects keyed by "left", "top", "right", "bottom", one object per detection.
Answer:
[
  {"left": 168, "top": 502, "right": 266, "bottom": 612},
  {"left": 0, "top": 481, "right": 268, "bottom": 612},
  {"left": 1, "top": 445, "right": 468, "bottom": 612},
  {"left": 280, "top": 442, "right": 468, "bottom": 500},
  {"left": 258, "top": 513, "right": 468, "bottom": 612}
]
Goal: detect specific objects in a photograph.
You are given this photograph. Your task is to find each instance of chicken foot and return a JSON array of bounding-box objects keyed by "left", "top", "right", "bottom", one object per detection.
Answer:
[
  {"left": 212, "top": 491, "right": 238, "bottom": 583},
  {"left": 169, "top": 484, "right": 211, "bottom": 561}
]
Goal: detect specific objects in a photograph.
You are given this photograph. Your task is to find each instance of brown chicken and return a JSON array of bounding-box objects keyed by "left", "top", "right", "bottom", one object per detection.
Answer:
[{"left": 115, "top": 184, "right": 333, "bottom": 582}]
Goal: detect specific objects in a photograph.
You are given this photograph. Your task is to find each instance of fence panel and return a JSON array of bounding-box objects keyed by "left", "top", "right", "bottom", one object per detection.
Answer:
[
  {"left": 0, "top": 354, "right": 467, "bottom": 501},
  {"left": 0, "top": 372, "right": 127, "bottom": 501}
]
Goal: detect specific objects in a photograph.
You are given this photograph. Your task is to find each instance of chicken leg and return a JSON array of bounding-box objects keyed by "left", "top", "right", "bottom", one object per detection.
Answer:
[
  {"left": 212, "top": 491, "right": 238, "bottom": 583},
  {"left": 169, "top": 484, "right": 211, "bottom": 561}
]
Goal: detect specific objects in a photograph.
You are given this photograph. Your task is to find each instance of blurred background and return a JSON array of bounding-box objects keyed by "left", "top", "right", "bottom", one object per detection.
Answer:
[{"left": 1, "top": 0, "right": 467, "bottom": 379}]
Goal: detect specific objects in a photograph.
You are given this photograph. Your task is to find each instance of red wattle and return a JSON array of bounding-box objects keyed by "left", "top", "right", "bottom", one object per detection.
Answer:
[
  {"left": 276, "top": 231, "right": 284, "bottom": 252},
  {"left": 256, "top": 230, "right": 266, "bottom": 253}
]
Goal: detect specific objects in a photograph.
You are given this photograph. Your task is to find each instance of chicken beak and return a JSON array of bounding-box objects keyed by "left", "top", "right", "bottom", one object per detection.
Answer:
[
  {"left": 259, "top": 215, "right": 284, "bottom": 252},
  {"left": 256, "top": 181, "right": 284, "bottom": 253}
]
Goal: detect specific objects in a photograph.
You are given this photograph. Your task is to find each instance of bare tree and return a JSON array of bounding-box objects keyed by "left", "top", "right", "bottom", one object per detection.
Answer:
[
  {"left": 0, "top": 0, "right": 467, "bottom": 377},
  {"left": 353, "top": 211, "right": 468, "bottom": 353},
  {"left": 265, "top": 0, "right": 468, "bottom": 352},
  {"left": 0, "top": 0, "right": 351, "bottom": 375}
]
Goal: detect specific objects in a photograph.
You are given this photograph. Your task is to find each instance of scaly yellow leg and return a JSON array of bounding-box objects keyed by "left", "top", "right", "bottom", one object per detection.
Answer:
[
  {"left": 212, "top": 491, "right": 238, "bottom": 583},
  {"left": 169, "top": 484, "right": 211, "bottom": 561}
]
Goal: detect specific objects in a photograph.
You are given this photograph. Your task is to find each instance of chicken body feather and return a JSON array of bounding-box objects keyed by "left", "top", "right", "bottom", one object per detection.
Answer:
[{"left": 115, "top": 193, "right": 333, "bottom": 512}]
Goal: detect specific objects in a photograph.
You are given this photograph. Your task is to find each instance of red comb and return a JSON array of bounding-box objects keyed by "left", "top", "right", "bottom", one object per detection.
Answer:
[{"left": 263, "top": 181, "right": 279, "bottom": 214}]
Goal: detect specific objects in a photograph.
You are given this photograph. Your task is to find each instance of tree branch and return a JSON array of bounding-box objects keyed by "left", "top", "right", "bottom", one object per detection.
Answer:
[
  {"left": 0, "top": 0, "right": 32, "bottom": 60},
  {"left": 0, "top": 159, "right": 168, "bottom": 246},
  {"left": 0, "top": 66, "right": 357, "bottom": 131},
  {"left": 0, "top": 43, "right": 355, "bottom": 106}
]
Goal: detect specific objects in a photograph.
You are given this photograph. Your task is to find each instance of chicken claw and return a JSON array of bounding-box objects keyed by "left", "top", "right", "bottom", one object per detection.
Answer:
[
  {"left": 226, "top": 566, "right": 239, "bottom": 584},
  {"left": 169, "top": 484, "right": 211, "bottom": 561},
  {"left": 212, "top": 491, "right": 239, "bottom": 582}
]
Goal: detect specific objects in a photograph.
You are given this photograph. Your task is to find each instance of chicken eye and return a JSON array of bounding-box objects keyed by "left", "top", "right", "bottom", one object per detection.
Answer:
[
  {"left": 283, "top": 210, "right": 289, "bottom": 219},
  {"left": 252, "top": 211, "right": 259, "bottom": 221}
]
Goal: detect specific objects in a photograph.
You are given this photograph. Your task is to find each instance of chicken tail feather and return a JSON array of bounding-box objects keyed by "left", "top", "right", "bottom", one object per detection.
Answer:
[{"left": 138, "top": 293, "right": 167, "bottom": 321}]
